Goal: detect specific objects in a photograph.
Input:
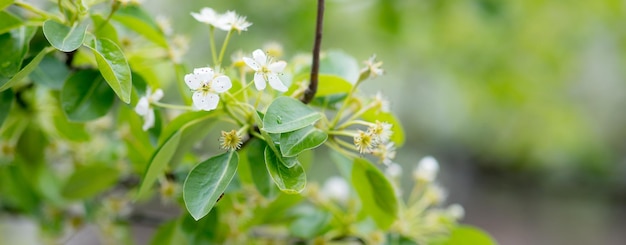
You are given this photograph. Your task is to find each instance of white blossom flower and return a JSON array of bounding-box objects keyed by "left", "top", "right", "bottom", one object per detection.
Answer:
[
  {"left": 372, "top": 142, "right": 396, "bottom": 165},
  {"left": 220, "top": 11, "right": 252, "bottom": 33},
  {"left": 353, "top": 130, "right": 375, "bottom": 154},
  {"left": 184, "top": 67, "right": 232, "bottom": 111},
  {"left": 368, "top": 120, "right": 393, "bottom": 144},
  {"left": 362, "top": 54, "right": 384, "bottom": 78},
  {"left": 413, "top": 156, "right": 439, "bottom": 182},
  {"left": 385, "top": 162, "right": 403, "bottom": 178},
  {"left": 135, "top": 87, "right": 163, "bottom": 131},
  {"left": 374, "top": 92, "right": 390, "bottom": 113},
  {"left": 243, "top": 49, "right": 288, "bottom": 92},
  {"left": 447, "top": 204, "right": 465, "bottom": 220},
  {"left": 191, "top": 8, "right": 228, "bottom": 30},
  {"left": 155, "top": 15, "right": 173, "bottom": 36},
  {"left": 322, "top": 176, "right": 350, "bottom": 204}
]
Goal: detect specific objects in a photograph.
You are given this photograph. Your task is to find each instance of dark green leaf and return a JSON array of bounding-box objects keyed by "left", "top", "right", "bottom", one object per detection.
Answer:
[
  {"left": 263, "top": 96, "right": 321, "bottom": 133},
  {"left": 352, "top": 158, "right": 398, "bottom": 229},
  {"left": 61, "top": 164, "right": 120, "bottom": 199},
  {"left": 150, "top": 219, "right": 187, "bottom": 245},
  {"left": 440, "top": 226, "right": 498, "bottom": 245},
  {"left": 61, "top": 69, "right": 115, "bottom": 122},
  {"left": 0, "top": 46, "right": 54, "bottom": 92},
  {"left": 84, "top": 36, "right": 132, "bottom": 103},
  {"left": 183, "top": 151, "right": 239, "bottom": 220},
  {"left": 0, "top": 26, "right": 38, "bottom": 90},
  {"left": 279, "top": 125, "right": 327, "bottom": 157},
  {"left": 42, "top": 19, "right": 87, "bottom": 52},
  {"left": 245, "top": 139, "right": 277, "bottom": 198},
  {"left": 112, "top": 5, "right": 167, "bottom": 47},
  {"left": 0, "top": 10, "right": 22, "bottom": 34},
  {"left": 0, "top": 89, "right": 13, "bottom": 128},
  {"left": 264, "top": 146, "right": 306, "bottom": 194},
  {"left": 180, "top": 210, "right": 220, "bottom": 243},
  {"left": 30, "top": 54, "right": 70, "bottom": 90},
  {"left": 320, "top": 50, "right": 360, "bottom": 84}
]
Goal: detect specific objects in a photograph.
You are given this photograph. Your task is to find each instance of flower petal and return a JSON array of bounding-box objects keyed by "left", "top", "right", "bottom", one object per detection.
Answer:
[
  {"left": 243, "top": 57, "right": 260, "bottom": 71},
  {"left": 142, "top": 109, "right": 155, "bottom": 131},
  {"left": 151, "top": 89, "right": 164, "bottom": 101},
  {"left": 192, "top": 92, "right": 219, "bottom": 111},
  {"left": 252, "top": 49, "right": 266, "bottom": 66},
  {"left": 212, "top": 75, "right": 232, "bottom": 93},
  {"left": 194, "top": 67, "right": 213, "bottom": 76},
  {"left": 135, "top": 97, "right": 149, "bottom": 116},
  {"left": 268, "top": 61, "right": 286, "bottom": 73},
  {"left": 253, "top": 72, "right": 266, "bottom": 90},
  {"left": 267, "top": 73, "right": 287, "bottom": 92},
  {"left": 184, "top": 73, "right": 202, "bottom": 90}
]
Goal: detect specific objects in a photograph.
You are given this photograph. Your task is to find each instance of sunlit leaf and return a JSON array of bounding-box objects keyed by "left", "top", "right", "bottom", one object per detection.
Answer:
[
  {"left": 0, "top": 89, "right": 13, "bottom": 128},
  {"left": 245, "top": 139, "right": 277, "bottom": 198},
  {"left": 0, "top": 0, "right": 14, "bottom": 10},
  {"left": 352, "top": 158, "right": 398, "bottom": 229},
  {"left": 91, "top": 14, "right": 119, "bottom": 44},
  {"left": 42, "top": 19, "right": 87, "bottom": 52},
  {"left": 84, "top": 36, "right": 132, "bottom": 103},
  {"left": 0, "top": 10, "right": 22, "bottom": 34},
  {"left": 316, "top": 74, "right": 353, "bottom": 97},
  {"left": 264, "top": 146, "right": 306, "bottom": 194},
  {"left": 320, "top": 50, "right": 360, "bottom": 84},
  {"left": 279, "top": 125, "right": 327, "bottom": 157},
  {"left": 184, "top": 151, "right": 238, "bottom": 220},
  {"left": 263, "top": 96, "right": 321, "bottom": 133},
  {"left": 112, "top": 5, "right": 167, "bottom": 47},
  {"left": 60, "top": 69, "right": 115, "bottom": 122},
  {"left": 61, "top": 164, "right": 120, "bottom": 199},
  {"left": 439, "top": 225, "right": 498, "bottom": 245}
]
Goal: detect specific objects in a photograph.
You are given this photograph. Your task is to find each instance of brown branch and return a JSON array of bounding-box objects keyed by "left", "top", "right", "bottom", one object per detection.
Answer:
[{"left": 301, "top": 0, "right": 325, "bottom": 104}]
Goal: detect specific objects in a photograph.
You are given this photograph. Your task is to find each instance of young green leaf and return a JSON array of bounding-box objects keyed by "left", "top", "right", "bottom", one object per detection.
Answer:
[
  {"left": 84, "top": 36, "right": 132, "bottom": 103},
  {"left": 245, "top": 139, "right": 277, "bottom": 198},
  {"left": 0, "top": 26, "right": 36, "bottom": 77},
  {"left": 137, "top": 130, "right": 182, "bottom": 199},
  {"left": 0, "top": 47, "right": 54, "bottom": 92},
  {"left": 60, "top": 70, "right": 115, "bottom": 122},
  {"left": 91, "top": 14, "right": 119, "bottom": 44},
  {"left": 352, "top": 158, "right": 398, "bottom": 229},
  {"left": 0, "top": 89, "right": 13, "bottom": 128},
  {"left": 112, "top": 5, "right": 168, "bottom": 47},
  {"left": 61, "top": 164, "right": 120, "bottom": 200},
  {"left": 439, "top": 225, "right": 498, "bottom": 245},
  {"left": 263, "top": 96, "right": 322, "bottom": 133},
  {"left": 0, "top": 0, "right": 14, "bottom": 10},
  {"left": 42, "top": 19, "right": 88, "bottom": 52},
  {"left": 316, "top": 74, "right": 353, "bottom": 97},
  {"left": 0, "top": 10, "right": 22, "bottom": 34},
  {"left": 319, "top": 50, "right": 360, "bottom": 84},
  {"left": 264, "top": 146, "right": 306, "bottom": 194},
  {"left": 279, "top": 125, "right": 327, "bottom": 157},
  {"left": 183, "top": 151, "right": 239, "bottom": 221}
]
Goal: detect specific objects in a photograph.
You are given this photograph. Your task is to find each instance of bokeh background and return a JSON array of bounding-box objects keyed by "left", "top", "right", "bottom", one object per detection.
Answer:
[{"left": 142, "top": 0, "right": 626, "bottom": 244}]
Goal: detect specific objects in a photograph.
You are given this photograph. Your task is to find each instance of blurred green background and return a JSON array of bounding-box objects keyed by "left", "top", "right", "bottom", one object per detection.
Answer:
[{"left": 143, "top": 0, "right": 626, "bottom": 244}]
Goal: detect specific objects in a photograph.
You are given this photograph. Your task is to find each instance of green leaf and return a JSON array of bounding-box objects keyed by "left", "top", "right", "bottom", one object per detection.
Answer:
[
  {"left": 0, "top": 89, "right": 13, "bottom": 128},
  {"left": 351, "top": 158, "right": 398, "bottom": 229},
  {"left": 150, "top": 220, "right": 186, "bottom": 245},
  {"left": 84, "top": 36, "right": 132, "bottom": 103},
  {"left": 137, "top": 113, "right": 218, "bottom": 198},
  {"left": 29, "top": 54, "right": 70, "bottom": 90},
  {"left": 1, "top": 0, "right": 14, "bottom": 10},
  {"left": 245, "top": 139, "right": 277, "bottom": 198},
  {"left": 0, "top": 10, "right": 22, "bottom": 34},
  {"left": 362, "top": 110, "right": 406, "bottom": 147},
  {"left": 61, "top": 164, "right": 120, "bottom": 199},
  {"left": 289, "top": 208, "right": 331, "bottom": 239},
  {"left": 279, "top": 125, "right": 327, "bottom": 157},
  {"left": 441, "top": 226, "right": 498, "bottom": 245},
  {"left": 180, "top": 210, "right": 220, "bottom": 243},
  {"left": 320, "top": 50, "right": 360, "bottom": 84},
  {"left": 0, "top": 26, "right": 36, "bottom": 76},
  {"left": 112, "top": 5, "right": 167, "bottom": 47},
  {"left": 183, "top": 151, "right": 239, "bottom": 220},
  {"left": 0, "top": 46, "right": 54, "bottom": 92},
  {"left": 316, "top": 74, "right": 353, "bottom": 97},
  {"left": 263, "top": 96, "right": 321, "bottom": 133},
  {"left": 52, "top": 109, "right": 89, "bottom": 141},
  {"left": 264, "top": 146, "right": 306, "bottom": 194},
  {"left": 42, "top": 19, "right": 87, "bottom": 52},
  {"left": 91, "top": 14, "right": 119, "bottom": 44},
  {"left": 60, "top": 69, "right": 115, "bottom": 122}
]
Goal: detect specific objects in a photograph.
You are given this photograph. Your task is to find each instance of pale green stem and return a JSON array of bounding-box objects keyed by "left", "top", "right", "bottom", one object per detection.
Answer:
[
  {"left": 209, "top": 27, "right": 218, "bottom": 64},
  {"left": 337, "top": 102, "right": 378, "bottom": 129},
  {"left": 15, "top": 1, "right": 58, "bottom": 20},
  {"left": 152, "top": 101, "right": 194, "bottom": 111},
  {"left": 253, "top": 90, "right": 263, "bottom": 109},
  {"left": 217, "top": 29, "right": 233, "bottom": 65},
  {"left": 325, "top": 140, "right": 359, "bottom": 159},
  {"left": 239, "top": 67, "right": 249, "bottom": 103},
  {"left": 329, "top": 86, "right": 357, "bottom": 128},
  {"left": 327, "top": 130, "right": 357, "bottom": 137},
  {"left": 231, "top": 79, "right": 255, "bottom": 98}
]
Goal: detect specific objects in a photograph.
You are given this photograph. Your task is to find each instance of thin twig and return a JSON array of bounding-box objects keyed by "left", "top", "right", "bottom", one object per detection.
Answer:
[{"left": 301, "top": 0, "right": 325, "bottom": 104}]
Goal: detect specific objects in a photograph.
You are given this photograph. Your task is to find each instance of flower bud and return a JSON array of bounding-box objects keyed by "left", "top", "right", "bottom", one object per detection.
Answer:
[{"left": 413, "top": 156, "right": 439, "bottom": 182}]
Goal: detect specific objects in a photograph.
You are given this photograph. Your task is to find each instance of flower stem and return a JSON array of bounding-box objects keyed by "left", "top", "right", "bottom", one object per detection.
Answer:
[
  {"left": 152, "top": 101, "right": 194, "bottom": 111},
  {"left": 217, "top": 29, "right": 233, "bottom": 65},
  {"left": 14, "top": 1, "right": 59, "bottom": 21},
  {"left": 301, "top": 0, "right": 325, "bottom": 104},
  {"left": 209, "top": 27, "right": 218, "bottom": 65}
]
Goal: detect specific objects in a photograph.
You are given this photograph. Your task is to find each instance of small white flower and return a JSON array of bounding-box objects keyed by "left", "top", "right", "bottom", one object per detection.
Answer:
[
  {"left": 362, "top": 54, "right": 384, "bottom": 78},
  {"left": 447, "top": 204, "right": 465, "bottom": 220},
  {"left": 368, "top": 120, "right": 393, "bottom": 144},
  {"left": 321, "top": 176, "right": 350, "bottom": 204},
  {"left": 191, "top": 8, "right": 228, "bottom": 30},
  {"left": 243, "top": 49, "right": 288, "bottom": 92},
  {"left": 221, "top": 11, "right": 252, "bottom": 33},
  {"left": 413, "top": 156, "right": 439, "bottom": 182},
  {"left": 135, "top": 87, "right": 163, "bottom": 131},
  {"left": 374, "top": 92, "right": 390, "bottom": 113},
  {"left": 372, "top": 142, "right": 396, "bottom": 165},
  {"left": 155, "top": 15, "right": 173, "bottom": 36},
  {"left": 184, "top": 67, "right": 232, "bottom": 111},
  {"left": 385, "top": 162, "right": 403, "bottom": 178}
]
